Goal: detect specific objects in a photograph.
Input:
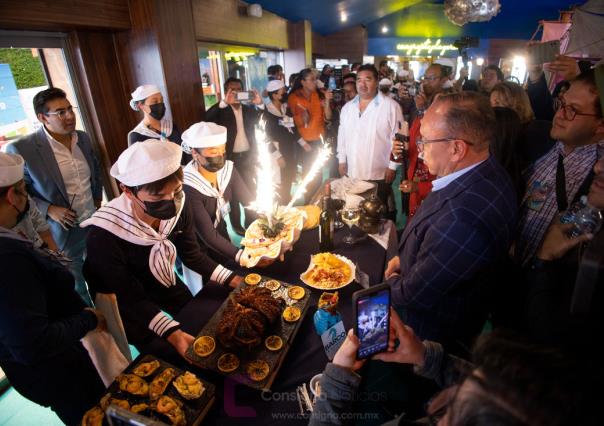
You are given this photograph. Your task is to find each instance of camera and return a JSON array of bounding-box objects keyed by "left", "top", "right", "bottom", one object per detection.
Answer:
[{"left": 235, "top": 91, "right": 254, "bottom": 102}]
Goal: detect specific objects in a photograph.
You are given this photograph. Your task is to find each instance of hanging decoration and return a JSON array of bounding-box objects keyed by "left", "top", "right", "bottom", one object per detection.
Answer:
[{"left": 444, "top": 0, "right": 501, "bottom": 26}]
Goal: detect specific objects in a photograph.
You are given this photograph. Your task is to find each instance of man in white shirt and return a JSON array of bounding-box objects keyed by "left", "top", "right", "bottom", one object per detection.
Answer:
[
  {"left": 205, "top": 77, "right": 264, "bottom": 235},
  {"left": 6, "top": 88, "right": 103, "bottom": 305},
  {"left": 337, "top": 64, "right": 404, "bottom": 218}
]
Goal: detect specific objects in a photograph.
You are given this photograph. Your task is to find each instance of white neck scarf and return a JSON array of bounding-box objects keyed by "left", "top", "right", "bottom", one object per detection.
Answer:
[
  {"left": 183, "top": 160, "right": 233, "bottom": 227},
  {"left": 129, "top": 119, "right": 173, "bottom": 142},
  {"left": 80, "top": 193, "right": 184, "bottom": 287}
]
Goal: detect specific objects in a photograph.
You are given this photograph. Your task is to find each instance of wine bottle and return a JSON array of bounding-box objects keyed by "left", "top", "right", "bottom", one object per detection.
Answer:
[{"left": 319, "top": 184, "right": 334, "bottom": 251}]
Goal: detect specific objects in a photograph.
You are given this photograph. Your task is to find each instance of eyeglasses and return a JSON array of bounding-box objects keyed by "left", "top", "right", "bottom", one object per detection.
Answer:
[
  {"left": 422, "top": 75, "right": 441, "bottom": 82},
  {"left": 555, "top": 99, "right": 600, "bottom": 121},
  {"left": 45, "top": 106, "right": 77, "bottom": 120},
  {"left": 416, "top": 137, "right": 475, "bottom": 151}
]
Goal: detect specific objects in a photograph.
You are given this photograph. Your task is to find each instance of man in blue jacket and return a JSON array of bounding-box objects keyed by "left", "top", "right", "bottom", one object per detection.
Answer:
[
  {"left": 385, "top": 92, "right": 517, "bottom": 350},
  {"left": 6, "top": 87, "right": 103, "bottom": 304}
]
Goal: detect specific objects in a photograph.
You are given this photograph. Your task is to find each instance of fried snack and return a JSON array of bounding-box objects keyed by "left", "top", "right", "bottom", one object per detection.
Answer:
[
  {"left": 117, "top": 374, "right": 149, "bottom": 396},
  {"left": 217, "top": 353, "right": 240, "bottom": 373},
  {"left": 216, "top": 286, "right": 284, "bottom": 350},
  {"left": 81, "top": 406, "right": 103, "bottom": 426},
  {"left": 131, "top": 403, "right": 149, "bottom": 414},
  {"left": 245, "top": 273, "right": 261, "bottom": 285},
  {"left": 264, "top": 279, "right": 281, "bottom": 291},
  {"left": 173, "top": 371, "right": 205, "bottom": 400},
  {"left": 246, "top": 360, "right": 270, "bottom": 382},
  {"left": 193, "top": 335, "right": 216, "bottom": 357},
  {"left": 287, "top": 286, "right": 305, "bottom": 300},
  {"left": 283, "top": 306, "right": 301, "bottom": 322},
  {"left": 149, "top": 368, "right": 177, "bottom": 400},
  {"left": 264, "top": 335, "right": 283, "bottom": 351},
  {"left": 302, "top": 253, "right": 353, "bottom": 289},
  {"left": 132, "top": 359, "right": 160, "bottom": 377},
  {"left": 154, "top": 395, "right": 185, "bottom": 426}
]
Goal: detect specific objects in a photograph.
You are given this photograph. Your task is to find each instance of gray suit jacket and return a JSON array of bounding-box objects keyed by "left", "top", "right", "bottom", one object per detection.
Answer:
[{"left": 5, "top": 127, "right": 103, "bottom": 248}]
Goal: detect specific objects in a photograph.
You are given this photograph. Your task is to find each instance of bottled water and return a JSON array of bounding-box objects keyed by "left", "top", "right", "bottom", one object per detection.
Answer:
[
  {"left": 565, "top": 196, "right": 603, "bottom": 238},
  {"left": 560, "top": 196, "right": 586, "bottom": 224}
]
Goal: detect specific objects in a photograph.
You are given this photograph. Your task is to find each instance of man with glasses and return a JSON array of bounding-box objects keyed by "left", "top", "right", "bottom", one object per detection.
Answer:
[
  {"left": 384, "top": 91, "right": 517, "bottom": 350},
  {"left": 516, "top": 69, "right": 604, "bottom": 266},
  {"left": 5, "top": 87, "right": 102, "bottom": 305}
]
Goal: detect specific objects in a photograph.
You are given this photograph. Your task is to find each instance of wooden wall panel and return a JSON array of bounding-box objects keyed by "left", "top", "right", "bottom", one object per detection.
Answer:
[
  {"left": 0, "top": 0, "right": 130, "bottom": 31},
  {"left": 192, "top": 0, "right": 288, "bottom": 49},
  {"left": 320, "top": 26, "right": 367, "bottom": 63}
]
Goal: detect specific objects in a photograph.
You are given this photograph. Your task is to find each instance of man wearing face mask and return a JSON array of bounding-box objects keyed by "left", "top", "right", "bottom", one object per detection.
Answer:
[
  {"left": 82, "top": 141, "right": 243, "bottom": 364},
  {"left": 181, "top": 122, "right": 257, "bottom": 295},
  {"left": 127, "top": 84, "right": 191, "bottom": 165},
  {"left": 6, "top": 87, "right": 103, "bottom": 305},
  {"left": 0, "top": 152, "right": 106, "bottom": 425}
]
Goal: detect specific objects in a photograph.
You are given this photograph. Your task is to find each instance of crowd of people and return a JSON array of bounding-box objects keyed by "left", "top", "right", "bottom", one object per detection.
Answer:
[{"left": 0, "top": 51, "right": 602, "bottom": 425}]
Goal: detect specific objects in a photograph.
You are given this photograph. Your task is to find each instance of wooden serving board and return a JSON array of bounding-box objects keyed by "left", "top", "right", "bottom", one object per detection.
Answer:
[
  {"left": 84, "top": 354, "right": 215, "bottom": 426},
  {"left": 185, "top": 276, "right": 311, "bottom": 391}
]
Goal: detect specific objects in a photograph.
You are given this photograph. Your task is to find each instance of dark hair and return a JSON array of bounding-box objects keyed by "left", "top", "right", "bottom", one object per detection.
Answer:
[
  {"left": 33, "top": 87, "right": 67, "bottom": 116},
  {"left": 268, "top": 89, "right": 281, "bottom": 100},
  {"left": 378, "top": 59, "right": 388, "bottom": 67},
  {"left": 224, "top": 77, "right": 243, "bottom": 91},
  {"left": 552, "top": 80, "right": 571, "bottom": 99},
  {"left": 484, "top": 65, "right": 504, "bottom": 82},
  {"left": 356, "top": 64, "right": 378, "bottom": 81},
  {"left": 321, "top": 64, "right": 331, "bottom": 73},
  {"left": 290, "top": 68, "right": 315, "bottom": 94},
  {"left": 267, "top": 65, "right": 276, "bottom": 76},
  {"left": 463, "top": 79, "right": 479, "bottom": 92},
  {"left": 124, "top": 168, "right": 183, "bottom": 196},
  {"left": 433, "top": 91, "right": 496, "bottom": 151},
  {"left": 573, "top": 68, "right": 602, "bottom": 117},
  {"left": 0, "top": 180, "right": 23, "bottom": 199},
  {"left": 342, "top": 73, "right": 357, "bottom": 82},
  {"left": 444, "top": 331, "right": 602, "bottom": 426},
  {"left": 492, "top": 107, "right": 523, "bottom": 199},
  {"left": 428, "top": 63, "right": 448, "bottom": 79}
]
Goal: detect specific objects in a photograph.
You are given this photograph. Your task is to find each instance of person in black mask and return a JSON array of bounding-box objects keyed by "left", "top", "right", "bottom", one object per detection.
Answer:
[
  {"left": 0, "top": 152, "right": 106, "bottom": 425},
  {"left": 127, "top": 84, "right": 191, "bottom": 164},
  {"left": 82, "top": 140, "right": 243, "bottom": 365},
  {"left": 181, "top": 122, "right": 265, "bottom": 295}
]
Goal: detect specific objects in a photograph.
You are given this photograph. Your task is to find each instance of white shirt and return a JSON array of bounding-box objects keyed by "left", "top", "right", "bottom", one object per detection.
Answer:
[
  {"left": 431, "top": 160, "right": 485, "bottom": 192},
  {"left": 337, "top": 93, "right": 404, "bottom": 181},
  {"left": 44, "top": 127, "right": 95, "bottom": 223},
  {"left": 218, "top": 100, "right": 265, "bottom": 153}
]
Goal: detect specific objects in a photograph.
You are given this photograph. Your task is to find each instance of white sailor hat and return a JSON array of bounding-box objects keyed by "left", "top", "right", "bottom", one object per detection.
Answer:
[
  {"left": 130, "top": 84, "right": 161, "bottom": 110},
  {"left": 266, "top": 79, "right": 285, "bottom": 92},
  {"left": 379, "top": 78, "right": 393, "bottom": 86},
  {"left": 110, "top": 140, "right": 182, "bottom": 186},
  {"left": 0, "top": 152, "right": 24, "bottom": 187},
  {"left": 181, "top": 122, "right": 227, "bottom": 149}
]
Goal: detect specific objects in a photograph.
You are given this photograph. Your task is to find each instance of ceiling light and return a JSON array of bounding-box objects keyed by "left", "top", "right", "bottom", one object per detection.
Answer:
[
  {"left": 381, "top": 25, "right": 389, "bottom": 33},
  {"left": 476, "top": 57, "right": 484, "bottom": 66},
  {"left": 340, "top": 12, "right": 347, "bottom": 22}
]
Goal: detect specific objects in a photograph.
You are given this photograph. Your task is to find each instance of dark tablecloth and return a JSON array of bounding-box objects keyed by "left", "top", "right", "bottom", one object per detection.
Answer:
[{"left": 175, "top": 224, "right": 397, "bottom": 425}]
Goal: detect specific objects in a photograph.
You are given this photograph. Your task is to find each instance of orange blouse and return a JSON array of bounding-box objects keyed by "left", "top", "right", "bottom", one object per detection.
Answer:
[{"left": 288, "top": 89, "right": 325, "bottom": 142}]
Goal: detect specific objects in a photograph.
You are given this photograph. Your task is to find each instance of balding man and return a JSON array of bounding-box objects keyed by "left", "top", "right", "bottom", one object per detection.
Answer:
[{"left": 384, "top": 92, "right": 517, "bottom": 350}]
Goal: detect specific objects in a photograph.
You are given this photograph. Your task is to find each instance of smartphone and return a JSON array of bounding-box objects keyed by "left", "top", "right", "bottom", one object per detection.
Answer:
[
  {"left": 106, "top": 405, "right": 168, "bottom": 426},
  {"left": 235, "top": 91, "right": 253, "bottom": 102},
  {"left": 352, "top": 283, "right": 391, "bottom": 359},
  {"left": 527, "top": 41, "right": 560, "bottom": 64}
]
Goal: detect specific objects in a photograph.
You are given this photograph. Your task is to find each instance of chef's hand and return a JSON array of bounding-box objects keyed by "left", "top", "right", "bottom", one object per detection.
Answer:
[
  {"left": 373, "top": 308, "right": 425, "bottom": 367},
  {"left": 384, "top": 168, "right": 396, "bottom": 184},
  {"left": 48, "top": 205, "right": 77, "bottom": 230},
  {"left": 536, "top": 220, "right": 592, "bottom": 261},
  {"left": 228, "top": 275, "right": 244, "bottom": 289},
  {"left": 167, "top": 330, "right": 195, "bottom": 362},
  {"left": 333, "top": 329, "right": 366, "bottom": 372},
  {"left": 399, "top": 180, "right": 418, "bottom": 193},
  {"left": 338, "top": 163, "right": 348, "bottom": 177},
  {"left": 252, "top": 89, "right": 263, "bottom": 105},
  {"left": 384, "top": 256, "right": 400, "bottom": 280},
  {"left": 85, "top": 308, "right": 107, "bottom": 332},
  {"left": 224, "top": 88, "right": 238, "bottom": 105}
]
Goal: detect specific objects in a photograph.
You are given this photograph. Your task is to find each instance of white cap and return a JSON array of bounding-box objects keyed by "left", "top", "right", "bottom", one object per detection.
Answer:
[
  {"left": 0, "top": 152, "right": 24, "bottom": 187},
  {"left": 130, "top": 84, "right": 161, "bottom": 111},
  {"left": 434, "top": 58, "right": 455, "bottom": 69},
  {"left": 398, "top": 69, "right": 409, "bottom": 77},
  {"left": 379, "top": 78, "right": 393, "bottom": 86},
  {"left": 181, "top": 122, "right": 227, "bottom": 149},
  {"left": 110, "top": 140, "right": 182, "bottom": 186},
  {"left": 266, "top": 79, "right": 285, "bottom": 92}
]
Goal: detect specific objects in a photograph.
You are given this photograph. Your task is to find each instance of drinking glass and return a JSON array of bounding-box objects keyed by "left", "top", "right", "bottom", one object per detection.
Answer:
[
  {"left": 332, "top": 198, "right": 345, "bottom": 229},
  {"left": 341, "top": 207, "right": 360, "bottom": 244}
]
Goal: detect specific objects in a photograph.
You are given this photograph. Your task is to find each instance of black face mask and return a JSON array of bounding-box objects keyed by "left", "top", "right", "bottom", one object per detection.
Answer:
[
  {"left": 201, "top": 154, "right": 226, "bottom": 172},
  {"left": 148, "top": 102, "right": 166, "bottom": 120},
  {"left": 12, "top": 192, "right": 30, "bottom": 225},
  {"left": 137, "top": 190, "right": 182, "bottom": 220}
]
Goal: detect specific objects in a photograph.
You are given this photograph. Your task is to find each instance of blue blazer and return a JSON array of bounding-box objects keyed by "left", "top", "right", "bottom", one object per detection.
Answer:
[
  {"left": 386, "top": 155, "right": 517, "bottom": 346},
  {"left": 5, "top": 127, "right": 103, "bottom": 249}
]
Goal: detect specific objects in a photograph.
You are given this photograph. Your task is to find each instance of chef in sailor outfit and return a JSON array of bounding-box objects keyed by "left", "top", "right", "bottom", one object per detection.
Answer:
[{"left": 82, "top": 140, "right": 242, "bottom": 364}]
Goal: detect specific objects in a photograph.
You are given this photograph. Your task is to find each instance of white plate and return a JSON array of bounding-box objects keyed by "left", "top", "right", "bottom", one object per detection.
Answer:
[{"left": 299, "top": 254, "right": 356, "bottom": 290}]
